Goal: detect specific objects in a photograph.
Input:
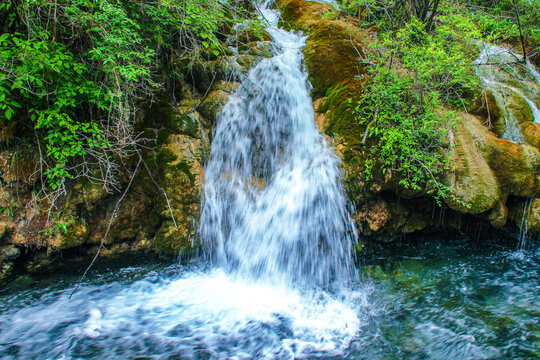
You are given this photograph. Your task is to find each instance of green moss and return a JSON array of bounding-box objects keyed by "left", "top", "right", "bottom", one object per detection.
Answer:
[
  {"left": 156, "top": 148, "right": 177, "bottom": 167},
  {"left": 175, "top": 160, "right": 196, "bottom": 184},
  {"left": 324, "top": 81, "right": 366, "bottom": 146},
  {"left": 153, "top": 221, "right": 196, "bottom": 254},
  {"left": 198, "top": 90, "right": 230, "bottom": 128},
  {"left": 177, "top": 114, "right": 201, "bottom": 138},
  {"left": 278, "top": 0, "right": 332, "bottom": 32},
  {"left": 51, "top": 221, "right": 88, "bottom": 249},
  {"left": 303, "top": 25, "right": 368, "bottom": 97}
]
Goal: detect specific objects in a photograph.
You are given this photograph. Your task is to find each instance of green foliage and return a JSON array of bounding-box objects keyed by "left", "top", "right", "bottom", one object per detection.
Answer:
[
  {"left": 339, "top": 0, "right": 539, "bottom": 45},
  {"left": 462, "top": 0, "right": 540, "bottom": 44},
  {"left": 355, "top": 17, "right": 478, "bottom": 200},
  {"left": 338, "top": 0, "right": 443, "bottom": 31},
  {"left": 0, "top": 0, "right": 256, "bottom": 197},
  {"left": 39, "top": 212, "right": 74, "bottom": 237},
  {"left": 0, "top": 202, "right": 18, "bottom": 217},
  {"left": 384, "top": 17, "right": 478, "bottom": 104},
  {"left": 129, "top": 0, "right": 227, "bottom": 55},
  {"left": 355, "top": 68, "right": 451, "bottom": 198}
]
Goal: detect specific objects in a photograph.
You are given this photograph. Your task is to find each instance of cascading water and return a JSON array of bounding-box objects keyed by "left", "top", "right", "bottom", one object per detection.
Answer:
[
  {"left": 2, "top": 7, "right": 540, "bottom": 359},
  {"left": 199, "top": 2, "right": 356, "bottom": 292},
  {"left": 0, "top": 2, "right": 367, "bottom": 359},
  {"left": 475, "top": 43, "right": 540, "bottom": 143}
]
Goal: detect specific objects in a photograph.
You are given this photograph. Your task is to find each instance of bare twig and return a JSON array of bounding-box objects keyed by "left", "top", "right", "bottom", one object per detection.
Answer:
[
  {"left": 137, "top": 150, "right": 178, "bottom": 228},
  {"left": 69, "top": 157, "right": 142, "bottom": 299}
]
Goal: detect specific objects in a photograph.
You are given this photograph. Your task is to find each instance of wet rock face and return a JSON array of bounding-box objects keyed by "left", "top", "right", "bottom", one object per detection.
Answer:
[
  {"left": 0, "top": 245, "right": 20, "bottom": 284},
  {"left": 279, "top": 0, "right": 540, "bottom": 237},
  {"left": 444, "top": 111, "right": 539, "bottom": 219},
  {"left": 152, "top": 131, "right": 208, "bottom": 254},
  {"left": 198, "top": 90, "right": 232, "bottom": 128},
  {"left": 355, "top": 200, "right": 390, "bottom": 233}
]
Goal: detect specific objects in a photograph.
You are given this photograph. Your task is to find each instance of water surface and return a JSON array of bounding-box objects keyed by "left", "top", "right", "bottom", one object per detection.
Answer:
[{"left": 1, "top": 238, "right": 537, "bottom": 359}]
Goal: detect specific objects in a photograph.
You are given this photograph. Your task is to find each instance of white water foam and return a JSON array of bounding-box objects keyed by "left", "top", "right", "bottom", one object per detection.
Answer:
[
  {"left": 0, "top": 1, "right": 366, "bottom": 359},
  {"left": 200, "top": 1, "right": 358, "bottom": 292}
]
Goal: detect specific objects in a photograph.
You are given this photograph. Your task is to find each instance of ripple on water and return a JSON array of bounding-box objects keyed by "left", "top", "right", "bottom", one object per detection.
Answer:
[{"left": 351, "top": 242, "right": 540, "bottom": 359}]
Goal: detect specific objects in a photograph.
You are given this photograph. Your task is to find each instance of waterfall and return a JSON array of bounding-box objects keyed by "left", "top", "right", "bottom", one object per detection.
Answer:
[
  {"left": 199, "top": 1, "right": 357, "bottom": 292},
  {"left": 475, "top": 43, "right": 540, "bottom": 143},
  {"left": 0, "top": 2, "right": 367, "bottom": 359}
]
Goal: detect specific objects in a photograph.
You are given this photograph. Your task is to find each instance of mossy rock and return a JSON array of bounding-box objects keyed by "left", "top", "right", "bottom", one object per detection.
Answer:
[
  {"left": 151, "top": 132, "right": 207, "bottom": 254},
  {"left": 243, "top": 43, "right": 272, "bottom": 59},
  {"left": 521, "top": 122, "right": 540, "bottom": 150},
  {"left": 279, "top": 0, "right": 370, "bottom": 97},
  {"left": 184, "top": 57, "right": 247, "bottom": 93},
  {"left": 445, "top": 112, "right": 539, "bottom": 223},
  {"left": 50, "top": 220, "right": 88, "bottom": 250},
  {"left": 198, "top": 90, "right": 230, "bottom": 128},
  {"left": 506, "top": 90, "right": 535, "bottom": 125},
  {"left": 1, "top": 245, "right": 20, "bottom": 261},
  {"left": 235, "top": 53, "right": 259, "bottom": 70},
  {"left": 177, "top": 113, "right": 202, "bottom": 138},
  {"left": 0, "top": 147, "right": 39, "bottom": 184},
  {"left": 487, "top": 201, "right": 509, "bottom": 228},
  {"left": 153, "top": 208, "right": 198, "bottom": 254},
  {"left": 211, "top": 80, "right": 240, "bottom": 94},
  {"left": 304, "top": 24, "right": 369, "bottom": 97},
  {"left": 0, "top": 218, "right": 12, "bottom": 239},
  {"left": 0, "top": 260, "right": 15, "bottom": 286},
  {"left": 323, "top": 79, "right": 368, "bottom": 145},
  {"left": 402, "top": 212, "right": 430, "bottom": 234},
  {"left": 108, "top": 193, "right": 161, "bottom": 244},
  {"left": 354, "top": 199, "right": 391, "bottom": 234},
  {"left": 482, "top": 135, "right": 539, "bottom": 197},
  {"left": 468, "top": 90, "right": 504, "bottom": 137},
  {"left": 145, "top": 98, "right": 178, "bottom": 130},
  {"left": 278, "top": 0, "right": 333, "bottom": 31},
  {"left": 65, "top": 180, "right": 106, "bottom": 212},
  {"left": 444, "top": 113, "right": 500, "bottom": 214}
]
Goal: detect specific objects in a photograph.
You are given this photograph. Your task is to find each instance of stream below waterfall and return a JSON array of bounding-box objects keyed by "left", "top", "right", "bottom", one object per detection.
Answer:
[{"left": 0, "top": 238, "right": 538, "bottom": 359}]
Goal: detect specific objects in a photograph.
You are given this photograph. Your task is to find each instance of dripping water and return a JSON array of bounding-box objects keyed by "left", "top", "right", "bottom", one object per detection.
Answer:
[{"left": 517, "top": 196, "right": 534, "bottom": 251}]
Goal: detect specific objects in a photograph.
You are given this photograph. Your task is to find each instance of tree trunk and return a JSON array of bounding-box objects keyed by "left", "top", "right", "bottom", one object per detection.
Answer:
[{"left": 513, "top": 0, "right": 528, "bottom": 63}]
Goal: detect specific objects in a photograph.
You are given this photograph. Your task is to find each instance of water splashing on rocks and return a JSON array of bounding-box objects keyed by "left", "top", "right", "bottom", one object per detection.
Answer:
[{"left": 0, "top": 2, "right": 367, "bottom": 359}]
